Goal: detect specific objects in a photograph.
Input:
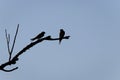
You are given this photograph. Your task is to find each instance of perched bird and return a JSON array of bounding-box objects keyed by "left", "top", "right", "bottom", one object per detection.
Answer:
[
  {"left": 45, "top": 35, "right": 51, "bottom": 40},
  {"left": 31, "top": 31, "right": 45, "bottom": 41},
  {"left": 59, "top": 29, "right": 65, "bottom": 44}
]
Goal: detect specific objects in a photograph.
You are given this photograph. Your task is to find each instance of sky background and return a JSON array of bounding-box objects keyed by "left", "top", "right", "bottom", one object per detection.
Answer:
[{"left": 0, "top": 0, "right": 120, "bottom": 80}]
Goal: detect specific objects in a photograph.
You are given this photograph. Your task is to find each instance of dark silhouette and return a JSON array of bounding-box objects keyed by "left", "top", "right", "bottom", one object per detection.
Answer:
[
  {"left": 31, "top": 31, "right": 45, "bottom": 41},
  {"left": 0, "top": 24, "right": 70, "bottom": 72},
  {"left": 45, "top": 35, "right": 51, "bottom": 40},
  {"left": 59, "top": 29, "right": 65, "bottom": 44}
]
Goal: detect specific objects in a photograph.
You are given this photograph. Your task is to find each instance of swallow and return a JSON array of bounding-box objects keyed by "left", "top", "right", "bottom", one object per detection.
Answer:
[
  {"left": 31, "top": 31, "right": 45, "bottom": 41},
  {"left": 59, "top": 29, "right": 65, "bottom": 44},
  {"left": 45, "top": 35, "right": 51, "bottom": 40}
]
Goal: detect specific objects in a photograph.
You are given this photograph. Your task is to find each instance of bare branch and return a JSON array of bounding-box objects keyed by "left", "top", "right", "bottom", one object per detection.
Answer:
[
  {"left": 0, "top": 35, "right": 70, "bottom": 72},
  {"left": 10, "top": 24, "right": 19, "bottom": 57},
  {"left": 8, "top": 34, "right": 10, "bottom": 43},
  {"left": 0, "top": 67, "right": 18, "bottom": 72},
  {"left": 5, "top": 24, "right": 19, "bottom": 62},
  {"left": 0, "top": 25, "right": 70, "bottom": 72},
  {"left": 5, "top": 29, "right": 11, "bottom": 61}
]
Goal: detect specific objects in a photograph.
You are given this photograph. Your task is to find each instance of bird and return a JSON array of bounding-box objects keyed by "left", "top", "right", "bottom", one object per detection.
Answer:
[
  {"left": 31, "top": 31, "right": 45, "bottom": 41},
  {"left": 45, "top": 35, "right": 51, "bottom": 40},
  {"left": 59, "top": 29, "right": 65, "bottom": 44}
]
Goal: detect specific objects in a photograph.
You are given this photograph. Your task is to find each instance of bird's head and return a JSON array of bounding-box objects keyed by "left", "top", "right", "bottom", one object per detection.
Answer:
[
  {"left": 43, "top": 31, "right": 45, "bottom": 34},
  {"left": 60, "top": 29, "right": 64, "bottom": 31}
]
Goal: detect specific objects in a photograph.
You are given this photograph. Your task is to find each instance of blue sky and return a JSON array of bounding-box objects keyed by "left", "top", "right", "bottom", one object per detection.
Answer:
[{"left": 0, "top": 0, "right": 120, "bottom": 80}]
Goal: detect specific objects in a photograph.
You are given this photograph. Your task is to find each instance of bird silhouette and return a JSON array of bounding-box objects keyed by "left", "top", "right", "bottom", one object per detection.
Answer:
[
  {"left": 31, "top": 31, "right": 45, "bottom": 41},
  {"left": 45, "top": 35, "right": 51, "bottom": 40},
  {"left": 59, "top": 29, "right": 65, "bottom": 44}
]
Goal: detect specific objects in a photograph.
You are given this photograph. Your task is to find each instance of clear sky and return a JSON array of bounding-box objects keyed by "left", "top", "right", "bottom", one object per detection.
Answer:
[{"left": 0, "top": 0, "right": 120, "bottom": 80}]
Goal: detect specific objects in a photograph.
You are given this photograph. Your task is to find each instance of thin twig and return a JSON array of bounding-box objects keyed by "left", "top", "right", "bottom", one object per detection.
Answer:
[
  {"left": 10, "top": 24, "right": 19, "bottom": 58},
  {"left": 8, "top": 34, "right": 10, "bottom": 43},
  {"left": 5, "top": 29, "right": 11, "bottom": 61}
]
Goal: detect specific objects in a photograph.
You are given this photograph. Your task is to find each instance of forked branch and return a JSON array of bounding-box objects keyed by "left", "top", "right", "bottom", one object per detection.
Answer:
[{"left": 5, "top": 24, "right": 19, "bottom": 61}]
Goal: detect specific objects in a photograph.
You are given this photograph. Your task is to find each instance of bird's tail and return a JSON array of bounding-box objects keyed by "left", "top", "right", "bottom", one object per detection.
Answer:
[{"left": 59, "top": 40, "right": 61, "bottom": 44}]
